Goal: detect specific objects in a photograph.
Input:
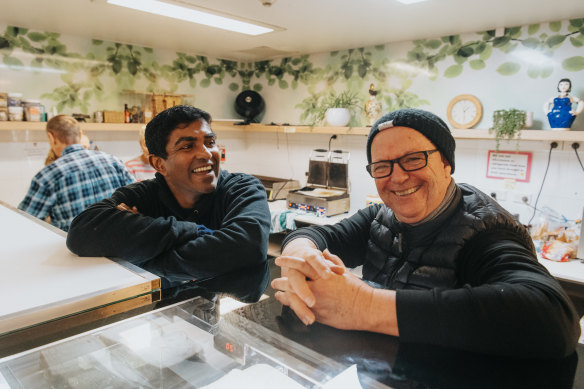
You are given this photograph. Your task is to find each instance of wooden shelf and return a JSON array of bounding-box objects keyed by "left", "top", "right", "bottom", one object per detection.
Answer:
[
  {"left": 451, "top": 128, "right": 584, "bottom": 142},
  {"left": 0, "top": 121, "right": 144, "bottom": 132},
  {"left": 1, "top": 121, "right": 583, "bottom": 142}
]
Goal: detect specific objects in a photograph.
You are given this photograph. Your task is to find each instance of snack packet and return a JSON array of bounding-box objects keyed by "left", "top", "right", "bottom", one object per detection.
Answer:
[{"left": 541, "top": 240, "right": 575, "bottom": 262}]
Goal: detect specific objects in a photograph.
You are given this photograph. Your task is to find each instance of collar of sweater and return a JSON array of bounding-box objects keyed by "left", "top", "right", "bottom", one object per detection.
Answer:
[
  {"left": 389, "top": 182, "right": 462, "bottom": 247},
  {"left": 154, "top": 170, "right": 226, "bottom": 219}
]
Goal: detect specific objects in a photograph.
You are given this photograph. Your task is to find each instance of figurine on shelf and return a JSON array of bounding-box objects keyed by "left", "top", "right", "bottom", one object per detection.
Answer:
[
  {"left": 365, "top": 83, "right": 382, "bottom": 126},
  {"left": 543, "top": 78, "right": 584, "bottom": 130}
]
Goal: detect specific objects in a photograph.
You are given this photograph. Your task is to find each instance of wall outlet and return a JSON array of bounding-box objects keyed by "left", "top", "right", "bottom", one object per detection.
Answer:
[
  {"left": 512, "top": 193, "right": 532, "bottom": 204},
  {"left": 489, "top": 190, "right": 507, "bottom": 201}
]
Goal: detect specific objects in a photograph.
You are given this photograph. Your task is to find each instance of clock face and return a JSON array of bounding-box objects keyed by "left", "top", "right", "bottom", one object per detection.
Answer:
[
  {"left": 447, "top": 94, "right": 482, "bottom": 129},
  {"left": 452, "top": 100, "right": 477, "bottom": 125}
]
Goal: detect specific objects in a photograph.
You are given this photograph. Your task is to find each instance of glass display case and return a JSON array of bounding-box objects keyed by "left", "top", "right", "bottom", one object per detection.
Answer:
[{"left": 0, "top": 297, "right": 389, "bottom": 388}]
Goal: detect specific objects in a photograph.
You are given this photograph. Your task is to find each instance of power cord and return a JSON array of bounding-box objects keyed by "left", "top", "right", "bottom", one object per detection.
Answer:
[
  {"left": 573, "top": 142, "right": 584, "bottom": 172},
  {"left": 268, "top": 178, "right": 293, "bottom": 202},
  {"left": 528, "top": 142, "right": 557, "bottom": 226},
  {"left": 328, "top": 134, "right": 337, "bottom": 151}
]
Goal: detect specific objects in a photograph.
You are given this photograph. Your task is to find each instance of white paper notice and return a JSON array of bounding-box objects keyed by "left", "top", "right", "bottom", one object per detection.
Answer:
[{"left": 486, "top": 150, "right": 532, "bottom": 182}]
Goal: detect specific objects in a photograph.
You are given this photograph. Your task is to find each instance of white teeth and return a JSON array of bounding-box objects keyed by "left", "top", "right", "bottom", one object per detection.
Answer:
[
  {"left": 395, "top": 186, "right": 419, "bottom": 196},
  {"left": 192, "top": 166, "right": 212, "bottom": 173}
]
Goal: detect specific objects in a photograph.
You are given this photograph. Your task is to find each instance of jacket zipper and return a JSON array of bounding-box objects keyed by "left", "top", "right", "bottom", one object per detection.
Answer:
[{"left": 385, "top": 232, "right": 405, "bottom": 288}]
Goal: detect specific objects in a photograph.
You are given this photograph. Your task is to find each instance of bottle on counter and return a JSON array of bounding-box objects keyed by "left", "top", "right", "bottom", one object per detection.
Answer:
[{"left": 124, "top": 104, "right": 131, "bottom": 123}]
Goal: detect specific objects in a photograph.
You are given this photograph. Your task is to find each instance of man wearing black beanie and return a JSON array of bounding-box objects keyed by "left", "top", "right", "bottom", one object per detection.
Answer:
[{"left": 272, "top": 108, "right": 579, "bottom": 358}]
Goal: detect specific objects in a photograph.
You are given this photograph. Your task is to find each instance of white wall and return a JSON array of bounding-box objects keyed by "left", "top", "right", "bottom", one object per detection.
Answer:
[{"left": 1, "top": 129, "right": 583, "bottom": 225}]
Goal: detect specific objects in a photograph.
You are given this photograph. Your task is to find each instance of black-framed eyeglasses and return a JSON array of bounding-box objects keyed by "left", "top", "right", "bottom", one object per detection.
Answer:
[{"left": 366, "top": 149, "right": 439, "bottom": 178}]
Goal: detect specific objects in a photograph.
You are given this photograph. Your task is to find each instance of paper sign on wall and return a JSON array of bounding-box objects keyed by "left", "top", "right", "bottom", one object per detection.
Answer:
[{"left": 486, "top": 150, "right": 532, "bottom": 182}]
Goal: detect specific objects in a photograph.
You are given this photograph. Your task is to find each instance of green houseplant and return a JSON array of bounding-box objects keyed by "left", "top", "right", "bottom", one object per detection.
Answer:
[
  {"left": 489, "top": 109, "right": 527, "bottom": 151},
  {"left": 296, "top": 90, "right": 362, "bottom": 126}
]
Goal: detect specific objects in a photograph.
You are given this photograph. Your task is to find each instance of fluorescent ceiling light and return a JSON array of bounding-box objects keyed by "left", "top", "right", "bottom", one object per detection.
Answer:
[
  {"left": 107, "top": 0, "right": 274, "bottom": 35},
  {"left": 395, "top": 0, "right": 428, "bottom": 4},
  {"left": 0, "top": 64, "right": 67, "bottom": 74}
]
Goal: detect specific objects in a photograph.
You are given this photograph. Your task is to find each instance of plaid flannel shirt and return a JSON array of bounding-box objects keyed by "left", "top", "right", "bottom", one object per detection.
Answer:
[{"left": 18, "top": 144, "right": 135, "bottom": 231}]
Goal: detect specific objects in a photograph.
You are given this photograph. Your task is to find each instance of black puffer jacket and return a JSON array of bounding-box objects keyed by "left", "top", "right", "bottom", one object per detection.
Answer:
[
  {"left": 364, "top": 184, "right": 535, "bottom": 289},
  {"left": 282, "top": 183, "right": 580, "bottom": 358}
]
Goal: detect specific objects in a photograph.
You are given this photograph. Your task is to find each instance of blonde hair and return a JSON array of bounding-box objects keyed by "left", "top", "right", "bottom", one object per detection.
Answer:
[
  {"left": 46, "top": 115, "right": 81, "bottom": 144},
  {"left": 139, "top": 126, "right": 146, "bottom": 142}
]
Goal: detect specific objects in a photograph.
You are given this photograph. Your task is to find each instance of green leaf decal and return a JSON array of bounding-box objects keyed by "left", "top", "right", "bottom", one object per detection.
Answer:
[
  {"left": 496, "top": 62, "right": 520, "bottom": 76},
  {"left": 27, "top": 32, "right": 46, "bottom": 42},
  {"left": 527, "top": 24, "right": 540, "bottom": 35},
  {"left": 522, "top": 38, "right": 540, "bottom": 49},
  {"left": 457, "top": 46, "right": 474, "bottom": 58},
  {"left": 507, "top": 27, "right": 521, "bottom": 38},
  {"left": 424, "top": 40, "right": 441, "bottom": 49},
  {"left": 562, "top": 56, "right": 584, "bottom": 71},
  {"left": 479, "top": 44, "right": 493, "bottom": 61},
  {"left": 469, "top": 59, "right": 485, "bottom": 70},
  {"left": 112, "top": 60, "right": 122, "bottom": 74},
  {"left": 570, "top": 35, "right": 584, "bottom": 47},
  {"left": 546, "top": 35, "right": 566, "bottom": 48},
  {"left": 0, "top": 37, "right": 10, "bottom": 49},
  {"left": 549, "top": 21, "right": 561, "bottom": 32},
  {"left": 444, "top": 64, "right": 463, "bottom": 78},
  {"left": 493, "top": 36, "right": 510, "bottom": 47},
  {"left": 3, "top": 56, "right": 24, "bottom": 67}
]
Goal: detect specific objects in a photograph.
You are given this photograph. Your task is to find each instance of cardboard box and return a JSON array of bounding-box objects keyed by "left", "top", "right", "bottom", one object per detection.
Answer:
[{"left": 103, "top": 111, "right": 125, "bottom": 123}]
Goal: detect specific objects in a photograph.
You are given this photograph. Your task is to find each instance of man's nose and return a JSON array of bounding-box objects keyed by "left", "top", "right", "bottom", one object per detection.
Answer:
[
  {"left": 390, "top": 163, "right": 409, "bottom": 182},
  {"left": 195, "top": 144, "right": 213, "bottom": 158}
]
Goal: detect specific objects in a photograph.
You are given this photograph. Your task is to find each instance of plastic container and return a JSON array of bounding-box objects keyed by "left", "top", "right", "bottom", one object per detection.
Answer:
[
  {"left": 7, "top": 93, "right": 22, "bottom": 107},
  {"left": 23, "top": 99, "right": 44, "bottom": 122},
  {"left": 7, "top": 93, "right": 23, "bottom": 121},
  {"left": 8, "top": 106, "right": 23, "bottom": 121},
  {"left": 0, "top": 93, "right": 7, "bottom": 121}
]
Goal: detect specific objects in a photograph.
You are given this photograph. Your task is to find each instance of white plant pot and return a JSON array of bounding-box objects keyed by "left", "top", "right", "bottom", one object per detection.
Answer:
[{"left": 325, "top": 108, "right": 351, "bottom": 127}]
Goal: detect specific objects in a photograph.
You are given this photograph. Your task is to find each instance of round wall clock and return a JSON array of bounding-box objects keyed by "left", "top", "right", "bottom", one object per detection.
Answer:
[{"left": 446, "top": 94, "right": 483, "bottom": 129}]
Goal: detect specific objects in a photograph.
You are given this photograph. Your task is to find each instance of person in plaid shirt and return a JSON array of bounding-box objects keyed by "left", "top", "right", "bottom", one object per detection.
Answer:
[{"left": 18, "top": 115, "right": 135, "bottom": 231}]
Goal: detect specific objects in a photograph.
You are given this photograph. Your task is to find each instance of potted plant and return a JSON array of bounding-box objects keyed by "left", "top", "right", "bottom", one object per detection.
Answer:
[
  {"left": 296, "top": 90, "right": 362, "bottom": 126},
  {"left": 489, "top": 109, "right": 527, "bottom": 151}
]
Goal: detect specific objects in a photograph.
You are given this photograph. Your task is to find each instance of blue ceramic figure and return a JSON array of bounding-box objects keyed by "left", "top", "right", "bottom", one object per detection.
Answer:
[{"left": 543, "top": 78, "right": 584, "bottom": 130}]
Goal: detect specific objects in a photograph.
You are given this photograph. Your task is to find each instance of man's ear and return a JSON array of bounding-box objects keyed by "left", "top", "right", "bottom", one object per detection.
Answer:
[
  {"left": 149, "top": 154, "right": 166, "bottom": 176},
  {"left": 46, "top": 131, "right": 56, "bottom": 147},
  {"left": 441, "top": 155, "right": 452, "bottom": 176}
]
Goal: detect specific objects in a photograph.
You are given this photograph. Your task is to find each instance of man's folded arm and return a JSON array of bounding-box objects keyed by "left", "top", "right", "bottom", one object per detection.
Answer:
[{"left": 66, "top": 191, "right": 197, "bottom": 263}]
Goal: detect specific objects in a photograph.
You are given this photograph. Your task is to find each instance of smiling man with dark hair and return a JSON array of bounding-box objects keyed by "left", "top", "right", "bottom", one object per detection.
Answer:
[{"left": 67, "top": 105, "right": 271, "bottom": 302}]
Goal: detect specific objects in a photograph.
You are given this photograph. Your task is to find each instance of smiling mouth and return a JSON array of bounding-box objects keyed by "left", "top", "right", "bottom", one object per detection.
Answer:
[
  {"left": 192, "top": 165, "right": 213, "bottom": 174},
  {"left": 394, "top": 186, "right": 420, "bottom": 196}
]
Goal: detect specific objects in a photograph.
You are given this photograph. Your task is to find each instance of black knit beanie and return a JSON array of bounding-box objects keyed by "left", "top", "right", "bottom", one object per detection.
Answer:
[{"left": 366, "top": 108, "right": 456, "bottom": 173}]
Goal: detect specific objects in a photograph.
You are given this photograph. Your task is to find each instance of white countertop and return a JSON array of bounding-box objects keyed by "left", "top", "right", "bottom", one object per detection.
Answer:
[
  {"left": 0, "top": 203, "right": 159, "bottom": 335},
  {"left": 538, "top": 256, "right": 584, "bottom": 285}
]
